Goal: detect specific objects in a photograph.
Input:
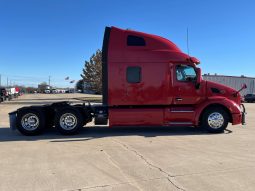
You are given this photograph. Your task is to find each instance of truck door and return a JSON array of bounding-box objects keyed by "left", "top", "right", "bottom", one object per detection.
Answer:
[{"left": 172, "top": 64, "right": 205, "bottom": 105}]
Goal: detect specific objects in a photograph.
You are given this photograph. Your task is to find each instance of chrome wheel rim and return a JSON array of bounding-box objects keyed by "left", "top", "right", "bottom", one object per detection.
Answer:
[
  {"left": 21, "top": 113, "right": 39, "bottom": 131},
  {"left": 208, "top": 112, "right": 224, "bottom": 129},
  {"left": 60, "top": 113, "right": 77, "bottom": 130}
]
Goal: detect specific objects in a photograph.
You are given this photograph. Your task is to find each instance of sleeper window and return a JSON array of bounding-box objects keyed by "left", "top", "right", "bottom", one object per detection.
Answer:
[
  {"left": 127, "top": 35, "right": 146, "bottom": 46},
  {"left": 126, "top": 67, "right": 141, "bottom": 83}
]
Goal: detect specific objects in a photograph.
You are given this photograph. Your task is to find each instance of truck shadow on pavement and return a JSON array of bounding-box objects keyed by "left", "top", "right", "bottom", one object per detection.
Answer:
[{"left": 0, "top": 126, "right": 232, "bottom": 142}]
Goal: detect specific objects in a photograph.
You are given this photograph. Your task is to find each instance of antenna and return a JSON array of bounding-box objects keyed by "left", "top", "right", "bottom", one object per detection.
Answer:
[{"left": 186, "top": 27, "right": 190, "bottom": 55}]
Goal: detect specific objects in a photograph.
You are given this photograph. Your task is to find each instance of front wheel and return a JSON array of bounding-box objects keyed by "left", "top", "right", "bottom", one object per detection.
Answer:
[
  {"left": 54, "top": 108, "right": 83, "bottom": 135},
  {"left": 201, "top": 107, "right": 229, "bottom": 133}
]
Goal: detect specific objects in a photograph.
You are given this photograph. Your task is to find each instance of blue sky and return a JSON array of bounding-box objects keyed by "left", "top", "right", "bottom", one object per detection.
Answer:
[{"left": 0, "top": 0, "right": 254, "bottom": 87}]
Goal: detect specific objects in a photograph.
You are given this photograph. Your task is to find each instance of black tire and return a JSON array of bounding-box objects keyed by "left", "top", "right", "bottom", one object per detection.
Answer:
[
  {"left": 54, "top": 108, "right": 83, "bottom": 135},
  {"left": 201, "top": 107, "right": 229, "bottom": 133},
  {"left": 17, "top": 108, "right": 46, "bottom": 136}
]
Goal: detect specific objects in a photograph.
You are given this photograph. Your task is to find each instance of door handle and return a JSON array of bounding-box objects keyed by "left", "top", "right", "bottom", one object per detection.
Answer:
[{"left": 175, "top": 98, "right": 183, "bottom": 101}]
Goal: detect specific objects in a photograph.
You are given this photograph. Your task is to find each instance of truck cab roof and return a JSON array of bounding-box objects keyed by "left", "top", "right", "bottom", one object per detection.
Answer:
[{"left": 105, "top": 26, "right": 199, "bottom": 64}]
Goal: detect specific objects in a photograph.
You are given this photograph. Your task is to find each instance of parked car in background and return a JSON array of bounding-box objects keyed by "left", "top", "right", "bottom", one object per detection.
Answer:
[
  {"left": 44, "top": 89, "right": 51, "bottom": 94},
  {"left": 51, "top": 89, "right": 58, "bottom": 94},
  {"left": 244, "top": 94, "right": 255, "bottom": 103},
  {"left": 15, "top": 87, "right": 20, "bottom": 97},
  {"left": 10, "top": 88, "right": 16, "bottom": 99},
  {"left": 0, "top": 88, "right": 7, "bottom": 102},
  {"left": 51, "top": 89, "right": 66, "bottom": 94},
  {"left": 65, "top": 89, "right": 75, "bottom": 93},
  {"left": 1, "top": 87, "right": 21, "bottom": 102},
  {"left": 5, "top": 88, "right": 12, "bottom": 100}
]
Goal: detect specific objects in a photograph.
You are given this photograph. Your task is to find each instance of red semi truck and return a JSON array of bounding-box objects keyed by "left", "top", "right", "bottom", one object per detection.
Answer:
[{"left": 9, "top": 26, "right": 246, "bottom": 135}]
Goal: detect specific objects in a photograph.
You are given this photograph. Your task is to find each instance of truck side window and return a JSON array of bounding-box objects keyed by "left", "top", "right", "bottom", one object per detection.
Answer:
[
  {"left": 176, "top": 65, "right": 197, "bottom": 82},
  {"left": 126, "top": 66, "right": 141, "bottom": 83},
  {"left": 127, "top": 35, "right": 146, "bottom": 46}
]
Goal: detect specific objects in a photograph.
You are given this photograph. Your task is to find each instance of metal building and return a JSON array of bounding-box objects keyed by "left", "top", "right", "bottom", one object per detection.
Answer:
[{"left": 203, "top": 74, "right": 255, "bottom": 96}]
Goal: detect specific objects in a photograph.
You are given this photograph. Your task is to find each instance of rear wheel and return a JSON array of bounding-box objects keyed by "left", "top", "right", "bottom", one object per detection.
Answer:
[
  {"left": 54, "top": 108, "right": 83, "bottom": 135},
  {"left": 17, "top": 108, "right": 45, "bottom": 135},
  {"left": 201, "top": 107, "right": 229, "bottom": 133}
]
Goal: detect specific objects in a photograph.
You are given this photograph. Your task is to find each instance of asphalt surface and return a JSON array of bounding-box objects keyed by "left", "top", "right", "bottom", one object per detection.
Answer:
[{"left": 0, "top": 93, "right": 255, "bottom": 191}]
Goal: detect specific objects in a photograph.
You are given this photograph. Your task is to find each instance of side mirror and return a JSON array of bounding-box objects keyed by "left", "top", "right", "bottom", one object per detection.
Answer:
[
  {"left": 234, "top": 83, "right": 247, "bottom": 96},
  {"left": 196, "top": 68, "right": 202, "bottom": 89},
  {"left": 242, "top": 83, "right": 247, "bottom": 89}
]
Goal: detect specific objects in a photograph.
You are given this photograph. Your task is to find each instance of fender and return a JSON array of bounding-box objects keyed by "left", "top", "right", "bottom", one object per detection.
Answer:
[{"left": 194, "top": 96, "right": 241, "bottom": 126}]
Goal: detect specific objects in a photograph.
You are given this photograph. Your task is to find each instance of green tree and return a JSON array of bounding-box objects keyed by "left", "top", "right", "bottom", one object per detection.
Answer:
[
  {"left": 38, "top": 82, "right": 48, "bottom": 93},
  {"left": 75, "top": 79, "right": 84, "bottom": 91},
  {"left": 81, "top": 49, "right": 102, "bottom": 94}
]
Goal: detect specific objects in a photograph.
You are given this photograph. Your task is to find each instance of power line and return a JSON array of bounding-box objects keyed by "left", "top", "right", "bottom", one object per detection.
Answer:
[{"left": 0, "top": 74, "right": 69, "bottom": 81}]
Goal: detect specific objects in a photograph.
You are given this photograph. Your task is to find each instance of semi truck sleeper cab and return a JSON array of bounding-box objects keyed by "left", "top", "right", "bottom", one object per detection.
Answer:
[{"left": 9, "top": 26, "right": 246, "bottom": 135}]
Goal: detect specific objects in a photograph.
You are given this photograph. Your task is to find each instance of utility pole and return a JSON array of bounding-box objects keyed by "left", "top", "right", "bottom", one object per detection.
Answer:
[
  {"left": 0, "top": 74, "right": 1, "bottom": 87},
  {"left": 7, "top": 77, "right": 8, "bottom": 87},
  {"left": 48, "top": 76, "right": 51, "bottom": 87},
  {"left": 186, "top": 27, "right": 190, "bottom": 56}
]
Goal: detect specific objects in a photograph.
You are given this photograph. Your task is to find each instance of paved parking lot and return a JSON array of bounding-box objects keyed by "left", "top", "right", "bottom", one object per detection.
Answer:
[{"left": 0, "top": 93, "right": 255, "bottom": 191}]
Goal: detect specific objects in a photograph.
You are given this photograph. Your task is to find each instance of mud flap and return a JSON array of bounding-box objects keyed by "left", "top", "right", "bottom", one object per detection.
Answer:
[{"left": 9, "top": 111, "right": 17, "bottom": 130}]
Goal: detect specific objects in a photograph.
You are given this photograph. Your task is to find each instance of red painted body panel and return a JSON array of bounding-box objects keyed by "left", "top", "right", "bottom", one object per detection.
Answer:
[
  {"left": 206, "top": 81, "right": 241, "bottom": 105},
  {"left": 107, "top": 27, "right": 191, "bottom": 106},
  {"left": 109, "top": 107, "right": 196, "bottom": 127},
  {"left": 108, "top": 62, "right": 172, "bottom": 105},
  {"left": 106, "top": 27, "right": 243, "bottom": 127},
  {"left": 109, "top": 108, "right": 164, "bottom": 126},
  {"left": 164, "top": 106, "right": 195, "bottom": 125}
]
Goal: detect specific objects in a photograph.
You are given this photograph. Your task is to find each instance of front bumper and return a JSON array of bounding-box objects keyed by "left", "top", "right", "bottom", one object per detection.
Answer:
[
  {"left": 9, "top": 111, "right": 17, "bottom": 130},
  {"left": 232, "top": 104, "right": 246, "bottom": 125}
]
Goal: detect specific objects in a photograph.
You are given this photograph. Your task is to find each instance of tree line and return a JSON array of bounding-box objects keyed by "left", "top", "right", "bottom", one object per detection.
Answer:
[{"left": 76, "top": 49, "right": 102, "bottom": 94}]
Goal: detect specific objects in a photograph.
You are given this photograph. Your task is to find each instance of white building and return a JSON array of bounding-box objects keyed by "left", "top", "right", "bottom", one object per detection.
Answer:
[{"left": 203, "top": 74, "right": 255, "bottom": 96}]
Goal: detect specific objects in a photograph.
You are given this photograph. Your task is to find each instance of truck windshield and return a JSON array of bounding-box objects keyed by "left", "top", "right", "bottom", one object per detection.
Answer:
[{"left": 176, "top": 65, "right": 197, "bottom": 82}]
